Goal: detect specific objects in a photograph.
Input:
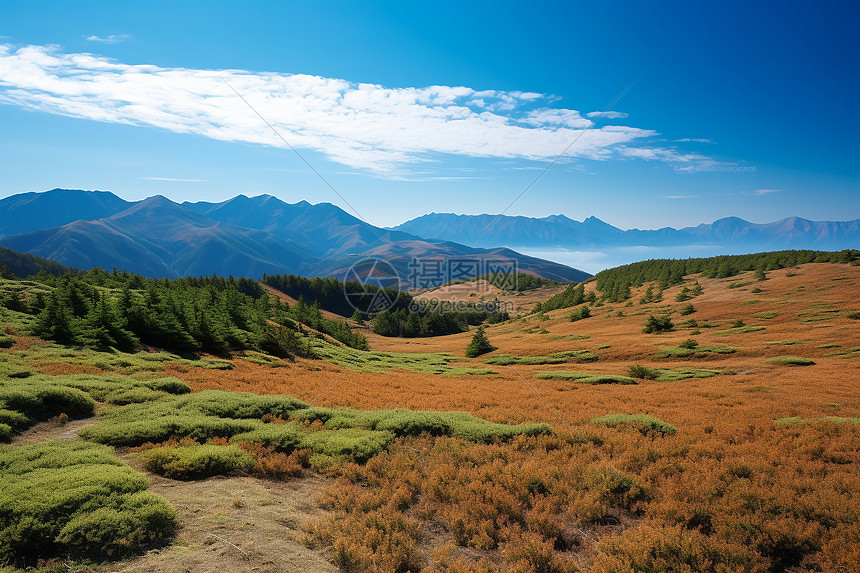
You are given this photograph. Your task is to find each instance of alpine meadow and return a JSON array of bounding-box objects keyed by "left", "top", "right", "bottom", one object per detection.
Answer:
[{"left": 0, "top": 2, "right": 858, "bottom": 572}]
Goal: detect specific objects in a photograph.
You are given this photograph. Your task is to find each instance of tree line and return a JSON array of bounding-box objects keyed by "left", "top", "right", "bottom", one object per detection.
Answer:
[
  {"left": 370, "top": 301, "right": 508, "bottom": 338},
  {"left": 542, "top": 249, "right": 859, "bottom": 308},
  {"left": 261, "top": 273, "right": 411, "bottom": 318},
  {"left": 3, "top": 268, "right": 368, "bottom": 356},
  {"left": 262, "top": 272, "right": 510, "bottom": 338}
]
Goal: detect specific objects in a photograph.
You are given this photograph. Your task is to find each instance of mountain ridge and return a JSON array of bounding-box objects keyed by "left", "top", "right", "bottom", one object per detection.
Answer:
[
  {"left": 0, "top": 190, "right": 591, "bottom": 284},
  {"left": 2, "top": 189, "right": 855, "bottom": 284},
  {"left": 391, "top": 212, "right": 859, "bottom": 250}
]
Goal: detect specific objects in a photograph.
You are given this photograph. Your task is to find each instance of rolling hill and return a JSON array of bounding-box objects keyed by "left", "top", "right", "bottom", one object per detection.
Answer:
[{"left": 0, "top": 246, "right": 77, "bottom": 278}]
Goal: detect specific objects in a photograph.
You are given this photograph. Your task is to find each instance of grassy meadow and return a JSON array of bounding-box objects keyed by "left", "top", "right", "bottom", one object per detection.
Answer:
[{"left": 0, "top": 260, "right": 859, "bottom": 572}]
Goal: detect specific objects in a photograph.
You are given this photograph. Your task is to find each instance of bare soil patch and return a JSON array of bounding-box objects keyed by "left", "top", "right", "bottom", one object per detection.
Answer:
[{"left": 97, "top": 471, "right": 335, "bottom": 573}]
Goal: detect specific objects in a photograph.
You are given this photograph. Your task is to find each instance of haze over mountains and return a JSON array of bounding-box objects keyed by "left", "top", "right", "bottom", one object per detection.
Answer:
[
  {"left": 0, "top": 189, "right": 587, "bottom": 284},
  {"left": 1, "top": 189, "right": 856, "bottom": 283},
  {"left": 392, "top": 212, "right": 860, "bottom": 251}
]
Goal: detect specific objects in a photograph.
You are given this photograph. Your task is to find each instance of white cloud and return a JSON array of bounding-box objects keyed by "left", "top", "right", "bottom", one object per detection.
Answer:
[
  {"left": 586, "top": 110, "right": 628, "bottom": 119},
  {"left": 663, "top": 195, "right": 697, "bottom": 199},
  {"left": 675, "top": 138, "right": 713, "bottom": 143},
  {"left": 0, "top": 43, "right": 716, "bottom": 177},
  {"left": 142, "top": 177, "right": 206, "bottom": 182},
  {"left": 524, "top": 108, "right": 593, "bottom": 129},
  {"left": 754, "top": 188, "right": 781, "bottom": 195},
  {"left": 85, "top": 34, "right": 129, "bottom": 44}
]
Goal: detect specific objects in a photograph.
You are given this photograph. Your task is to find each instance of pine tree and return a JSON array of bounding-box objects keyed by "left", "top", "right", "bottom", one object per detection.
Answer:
[
  {"left": 84, "top": 292, "right": 138, "bottom": 350},
  {"left": 33, "top": 293, "right": 75, "bottom": 343},
  {"left": 404, "top": 312, "right": 422, "bottom": 337},
  {"left": 465, "top": 326, "right": 495, "bottom": 358}
]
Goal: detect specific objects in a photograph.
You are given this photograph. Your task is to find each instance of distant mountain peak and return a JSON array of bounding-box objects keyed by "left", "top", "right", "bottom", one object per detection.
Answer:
[
  {"left": 0, "top": 189, "right": 590, "bottom": 283},
  {"left": 2, "top": 188, "right": 855, "bottom": 283},
  {"left": 393, "top": 210, "right": 858, "bottom": 250},
  {"left": 0, "top": 188, "right": 131, "bottom": 239}
]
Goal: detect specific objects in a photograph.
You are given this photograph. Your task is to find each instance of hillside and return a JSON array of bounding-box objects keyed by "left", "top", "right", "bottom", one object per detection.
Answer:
[
  {"left": 0, "top": 254, "right": 857, "bottom": 571},
  {"left": 414, "top": 278, "right": 567, "bottom": 315},
  {"left": 0, "top": 190, "right": 590, "bottom": 284},
  {"left": 0, "top": 246, "right": 76, "bottom": 278}
]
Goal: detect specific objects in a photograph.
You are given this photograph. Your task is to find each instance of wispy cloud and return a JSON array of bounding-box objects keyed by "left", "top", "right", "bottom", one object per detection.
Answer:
[
  {"left": 586, "top": 110, "right": 628, "bottom": 119},
  {"left": 142, "top": 177, "right": 206, "bottom": 182},
  {"left": 663, "top": 195, "right": 697, "bottom": 199},
  {"left": 675, "top": 138, "right": 713, "bottom": 143},
  {"left": 85, "top": 34, "right": 130, "bottom": 44},
  {"left": 754, "top": 188, "right": 781, "bottom": 195},
  {"left": 0, "top": 43, "right": 716, "bottom": 177},
  {"left": 402, "top": 175, "right": 482, "bottom": 182}
]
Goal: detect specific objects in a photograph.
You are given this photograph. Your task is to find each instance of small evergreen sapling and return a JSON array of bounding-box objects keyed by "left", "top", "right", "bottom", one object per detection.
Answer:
[{"left": 465, "top": 326, "right": 496, "bottom": 358}]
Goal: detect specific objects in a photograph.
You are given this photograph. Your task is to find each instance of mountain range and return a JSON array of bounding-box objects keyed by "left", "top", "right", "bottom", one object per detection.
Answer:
[
  {"left": 0, "top": 189, "right": 588, "bottom": 285},
  {"left": 1, "top": 189, "right": 855, "bottom": 285},
  {"left": 391, "top": 213, "right": 860, "bottom": 251}
]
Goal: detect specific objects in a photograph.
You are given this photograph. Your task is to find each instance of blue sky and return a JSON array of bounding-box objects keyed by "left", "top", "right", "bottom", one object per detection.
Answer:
[{"left": 0, "top": 0, "right": 857, "bottom": 230}]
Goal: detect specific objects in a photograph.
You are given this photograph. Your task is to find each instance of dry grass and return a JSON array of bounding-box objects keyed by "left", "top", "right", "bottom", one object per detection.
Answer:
[
  {"left": 4, "top": 262, "right": 859, "bottom": 571},
  {"left": 126, "top": 263, "right": 860, "bottom": 570}
]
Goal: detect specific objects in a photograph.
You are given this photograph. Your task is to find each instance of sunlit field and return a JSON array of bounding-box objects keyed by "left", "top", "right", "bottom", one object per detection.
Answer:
[{"left": 0, "top": 261, "right": 857, "bottom": 572}]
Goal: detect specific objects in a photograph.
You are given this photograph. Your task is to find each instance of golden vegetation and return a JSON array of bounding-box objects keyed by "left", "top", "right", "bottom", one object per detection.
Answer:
[{"left": 1, "top": 262, "right": 858, "bottom": 571}]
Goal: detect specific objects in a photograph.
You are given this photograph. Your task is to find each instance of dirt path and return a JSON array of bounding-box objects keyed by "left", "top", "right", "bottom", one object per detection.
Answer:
[
  {"left": 14, "top": 417, "right": 336, "bottom": 572},
  {"left": 98, "top": 470, "right": 336, "bottom": 573},
  {"left": 14, "top": 416, "right": 97, "bottom": 444}
]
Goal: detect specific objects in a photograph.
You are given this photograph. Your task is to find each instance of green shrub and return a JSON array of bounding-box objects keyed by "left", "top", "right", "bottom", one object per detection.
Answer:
[
  {"left": 535, "top": 371, "right": 634, "bottom": 384},
  {"left": 148, "top": 377, "right": 192, "bottom": 394},
  {"left": 577, "top": 375, "right": 636, "bottom": 385},
  {"left": 675, "top": 287, "right": 694, "bottom": 302},
  {"left": 590, "top": 414, "right": 677, "bottom": 435},
  {"left": 294, "top": 428, "right": 396, "bottom": 463},
  {"left": 536, "top": 371, "right": 592, "bottom": 380},
  {"left": 292, "top": 407, "right": 551, "bottom": 443},
  {"left": 0, "top": 408, "right": 29, "bottom": 430},
  {"left": 627, "top": 365, "right": 659, "bottom": 380},
  {"left": 312, "top": 341, "right": 467, "bottom": 374},
  {"left": 678, "top": 339, "right": 699, "bottom": 349},
  {"left": 81, "top": 391, "right": 552, "bottom": 463},
  {"left": 0, "top": 335, "right": 14, "bottom": 348},
  {"left": 485, "top": 350, "right": 597, "bottom": 365},
  {"left": 630, "top": 365, "right": 724, "bottom": 381},
  {"left": 776, "top": 416, "right": 860, "bottom": 426},
  {"left": 766, "top": 356, "right": 815, "bottom": 366},
  {"left": 569, "top": 306, "right": 591, "bottom": 321},
  {"left": 650, "top": 367, "right": 723, "bottom": 382},
  {"left": 643, "top": 315, "right": 674, "bottom": 334},
  {"left": 81, "top": 414, "right": 262, "bottom": 447},
  {"left": 138, "top": 443, "right": 254, "bottom": 480},
  {"left": 753, "top": 311, "right": 778, "bottom": 319},
  {"left": 0, "top": 379, "right": 95, "bottom": 433},
  {"left": 656, "top": 345, "right": 737, "bottom": 358},
  {"left": 55, "top": 491, "right": 176, "bottom": 561},
  {"left": 717, "top": 325, "right": 767, "bottom": 335},
  {"left": 0, "top": 441, "right": 176, "bottom": 565},
  {"left": 103, "top": 386, "right": 168, "bottom": 405},
  {"left": 679, "top": 304, "right": 696, "bottom": 316}
]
